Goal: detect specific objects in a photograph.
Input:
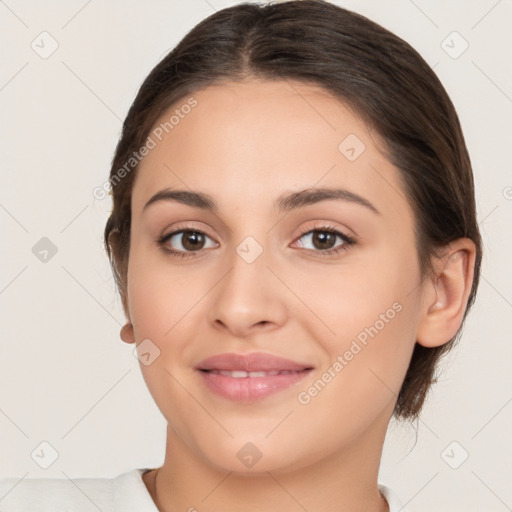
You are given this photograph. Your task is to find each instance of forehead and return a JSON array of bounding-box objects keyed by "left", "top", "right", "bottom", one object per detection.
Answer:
[{"left": 132, "top": 79, "right": 409, "bottom": 221}]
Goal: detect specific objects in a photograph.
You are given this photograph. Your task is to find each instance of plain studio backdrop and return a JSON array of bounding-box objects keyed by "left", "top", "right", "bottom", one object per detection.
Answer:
[{"left": 0, "top": 1, "right": 511, "bottom": 510}]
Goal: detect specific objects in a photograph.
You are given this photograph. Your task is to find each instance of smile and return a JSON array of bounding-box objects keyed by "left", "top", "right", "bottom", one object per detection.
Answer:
[{"left": 206, "top": 369, "right": 304, "bottom": 378}]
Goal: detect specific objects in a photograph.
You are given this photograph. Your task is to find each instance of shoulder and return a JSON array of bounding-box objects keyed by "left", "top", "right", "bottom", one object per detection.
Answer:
[
  {"left": 0, "top": 473, "right": 112, "bottom": 511},
  {"left": 378, "top": 481, "right": 409, "bottom": 512},
  {"left": 0, "top": 468, "right": 155, "bottom": 512}
]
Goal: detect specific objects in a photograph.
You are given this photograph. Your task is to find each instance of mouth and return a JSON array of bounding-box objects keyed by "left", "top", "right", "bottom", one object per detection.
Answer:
[
  {"left": 195, "top": 352, "right": 314, "bottom": 402},
  {"left": 202, "top": 369, "right": 307, "bottom": 377},
  {"left": 196, "top": 351, "right": 313, "bottom": 372}
]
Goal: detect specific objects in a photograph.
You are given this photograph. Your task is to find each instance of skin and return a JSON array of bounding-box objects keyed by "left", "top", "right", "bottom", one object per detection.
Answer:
[{"left": 119, "top": 78, "right": 476, "bottom": 512}]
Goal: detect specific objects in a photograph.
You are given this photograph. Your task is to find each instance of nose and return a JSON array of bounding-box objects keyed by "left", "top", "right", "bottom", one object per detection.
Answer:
[{"left": 207, "top": 243, "right": 287, "bottom": 339}]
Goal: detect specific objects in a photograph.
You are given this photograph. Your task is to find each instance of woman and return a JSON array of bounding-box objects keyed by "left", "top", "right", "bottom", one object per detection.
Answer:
[{"left": 0, "top": 1, "right": 481, "bottom": 510}]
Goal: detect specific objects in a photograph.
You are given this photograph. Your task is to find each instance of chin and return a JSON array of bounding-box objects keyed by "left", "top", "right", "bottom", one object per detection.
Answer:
[{"left": 195, "top": 436, "right": 314, "bottom": 476}]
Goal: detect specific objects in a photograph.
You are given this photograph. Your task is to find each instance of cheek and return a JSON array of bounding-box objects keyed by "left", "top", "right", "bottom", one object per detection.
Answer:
[
  {"left": 126, "top": 255, "right": 201, "bottom": 428},
  {"left": 127, "top": 247, "right": 203, "bottom": 338},
  {"left": 294, "top": 285, "right": 418, "bottom": 448},
  {"left": 308, "top": 243, "right": 420, "bottom": 386},
  {"left": 312, "top": 244, "right": 417, "bottom": 330}
]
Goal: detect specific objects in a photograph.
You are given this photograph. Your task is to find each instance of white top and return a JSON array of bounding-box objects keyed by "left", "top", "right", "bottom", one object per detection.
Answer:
[{"left": 0, "top": 468, "right": 408, "bottom": 511}]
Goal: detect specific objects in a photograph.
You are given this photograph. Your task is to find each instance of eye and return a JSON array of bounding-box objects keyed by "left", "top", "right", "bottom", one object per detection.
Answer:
[
  {"left": 157, "top": 223, "right": 356, "bottom": 259},
  {"left": 294, "top": 224, "right": 356, "bottom": 256},
  {"left": 157, "top": 228, "right": 217, "bottom": 258}
]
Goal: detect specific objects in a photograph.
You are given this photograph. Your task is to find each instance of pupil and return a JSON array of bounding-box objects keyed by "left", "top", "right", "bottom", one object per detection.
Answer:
[
  {"left": 314, "top": 231, "right": 334, "bottom": 250},
  {"left": 183, "top": 232, "right": 203, "bottom": 251}
]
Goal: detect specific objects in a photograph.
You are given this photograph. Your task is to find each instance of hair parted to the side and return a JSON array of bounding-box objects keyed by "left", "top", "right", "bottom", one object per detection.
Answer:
[{"left": 103, "top": 0, "right": 482, "bottom": 423}]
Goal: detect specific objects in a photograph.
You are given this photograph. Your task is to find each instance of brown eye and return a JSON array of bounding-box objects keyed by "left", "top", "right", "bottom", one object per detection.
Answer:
[
  {"left": 310, "top": 231, "right": 337, "bottom": 250},
  {"left": 296, "top": 226, "right": 354, "bottom": 254},
  {"left": 159, "top": 229, "right": 217, "bottom": 256},
  {"left": 179, "top": 231, "right": 206, "bottom": 251}
]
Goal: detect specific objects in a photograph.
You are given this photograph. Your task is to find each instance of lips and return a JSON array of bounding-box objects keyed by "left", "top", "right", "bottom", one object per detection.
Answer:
[
  {"left": 196, "top": 352, "right": 312, "bottom": 372},
  {"left": 207, "top": 369, "right": 302, "bottom": 377},
  {"left": 196, "top": 352, "right": 313, "bottom": 402}
]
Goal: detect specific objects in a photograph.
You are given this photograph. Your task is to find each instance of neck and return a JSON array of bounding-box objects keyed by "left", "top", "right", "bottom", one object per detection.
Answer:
[{"left": 144, "top": 417, "right": 391, "bottom": 512}]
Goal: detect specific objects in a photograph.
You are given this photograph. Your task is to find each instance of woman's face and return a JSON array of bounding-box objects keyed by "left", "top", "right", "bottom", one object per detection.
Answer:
[{"left": 124, "top": 79, "right": 425, "bottom": 473}]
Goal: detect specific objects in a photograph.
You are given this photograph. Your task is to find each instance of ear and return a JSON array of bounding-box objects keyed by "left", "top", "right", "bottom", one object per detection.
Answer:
[
  {"left": 120, "top": 321, "right": 136, "bottom": 345},
  {"left": 119, "top": 288, "right": 135, "bottom": 345},
  {"left": 416, "top": 238, "right": 477, "bottom": 348},
  {"left": 108, "top": 229, "right": 135, "bottom": 344}
]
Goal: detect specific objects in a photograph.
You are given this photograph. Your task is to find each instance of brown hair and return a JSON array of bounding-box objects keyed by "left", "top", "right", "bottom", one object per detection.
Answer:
[{"left": 104, "top": 0, "right": 482, "bottom": 423}]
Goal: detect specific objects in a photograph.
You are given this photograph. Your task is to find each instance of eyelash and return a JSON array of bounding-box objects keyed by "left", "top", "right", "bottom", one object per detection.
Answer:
[{"left": 157, "top": 223, "right": 356, "bottom": 259}]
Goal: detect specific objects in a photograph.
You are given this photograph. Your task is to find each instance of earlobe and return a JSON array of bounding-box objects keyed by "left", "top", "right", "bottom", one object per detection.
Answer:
[
  {"left": 416, "top": 238, "right": 476, "bottom": 348},
  {"left": 120, "top": 322, "right": 136, "bottom": 344}
]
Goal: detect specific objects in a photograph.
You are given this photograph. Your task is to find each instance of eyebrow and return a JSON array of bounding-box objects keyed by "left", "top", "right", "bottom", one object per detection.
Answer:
[{"left": 142, "top": 187, "right": 380, "bottom": 215}]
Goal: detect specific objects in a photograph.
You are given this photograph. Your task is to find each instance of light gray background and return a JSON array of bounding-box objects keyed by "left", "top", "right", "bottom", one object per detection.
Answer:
[{"left": 0, "top": 1, "right": 511, "bottom": 510}]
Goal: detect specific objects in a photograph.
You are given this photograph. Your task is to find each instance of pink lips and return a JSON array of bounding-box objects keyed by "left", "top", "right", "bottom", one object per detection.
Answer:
[{"left": 196, "top": 352, "right": 313, "bottom": 402}]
